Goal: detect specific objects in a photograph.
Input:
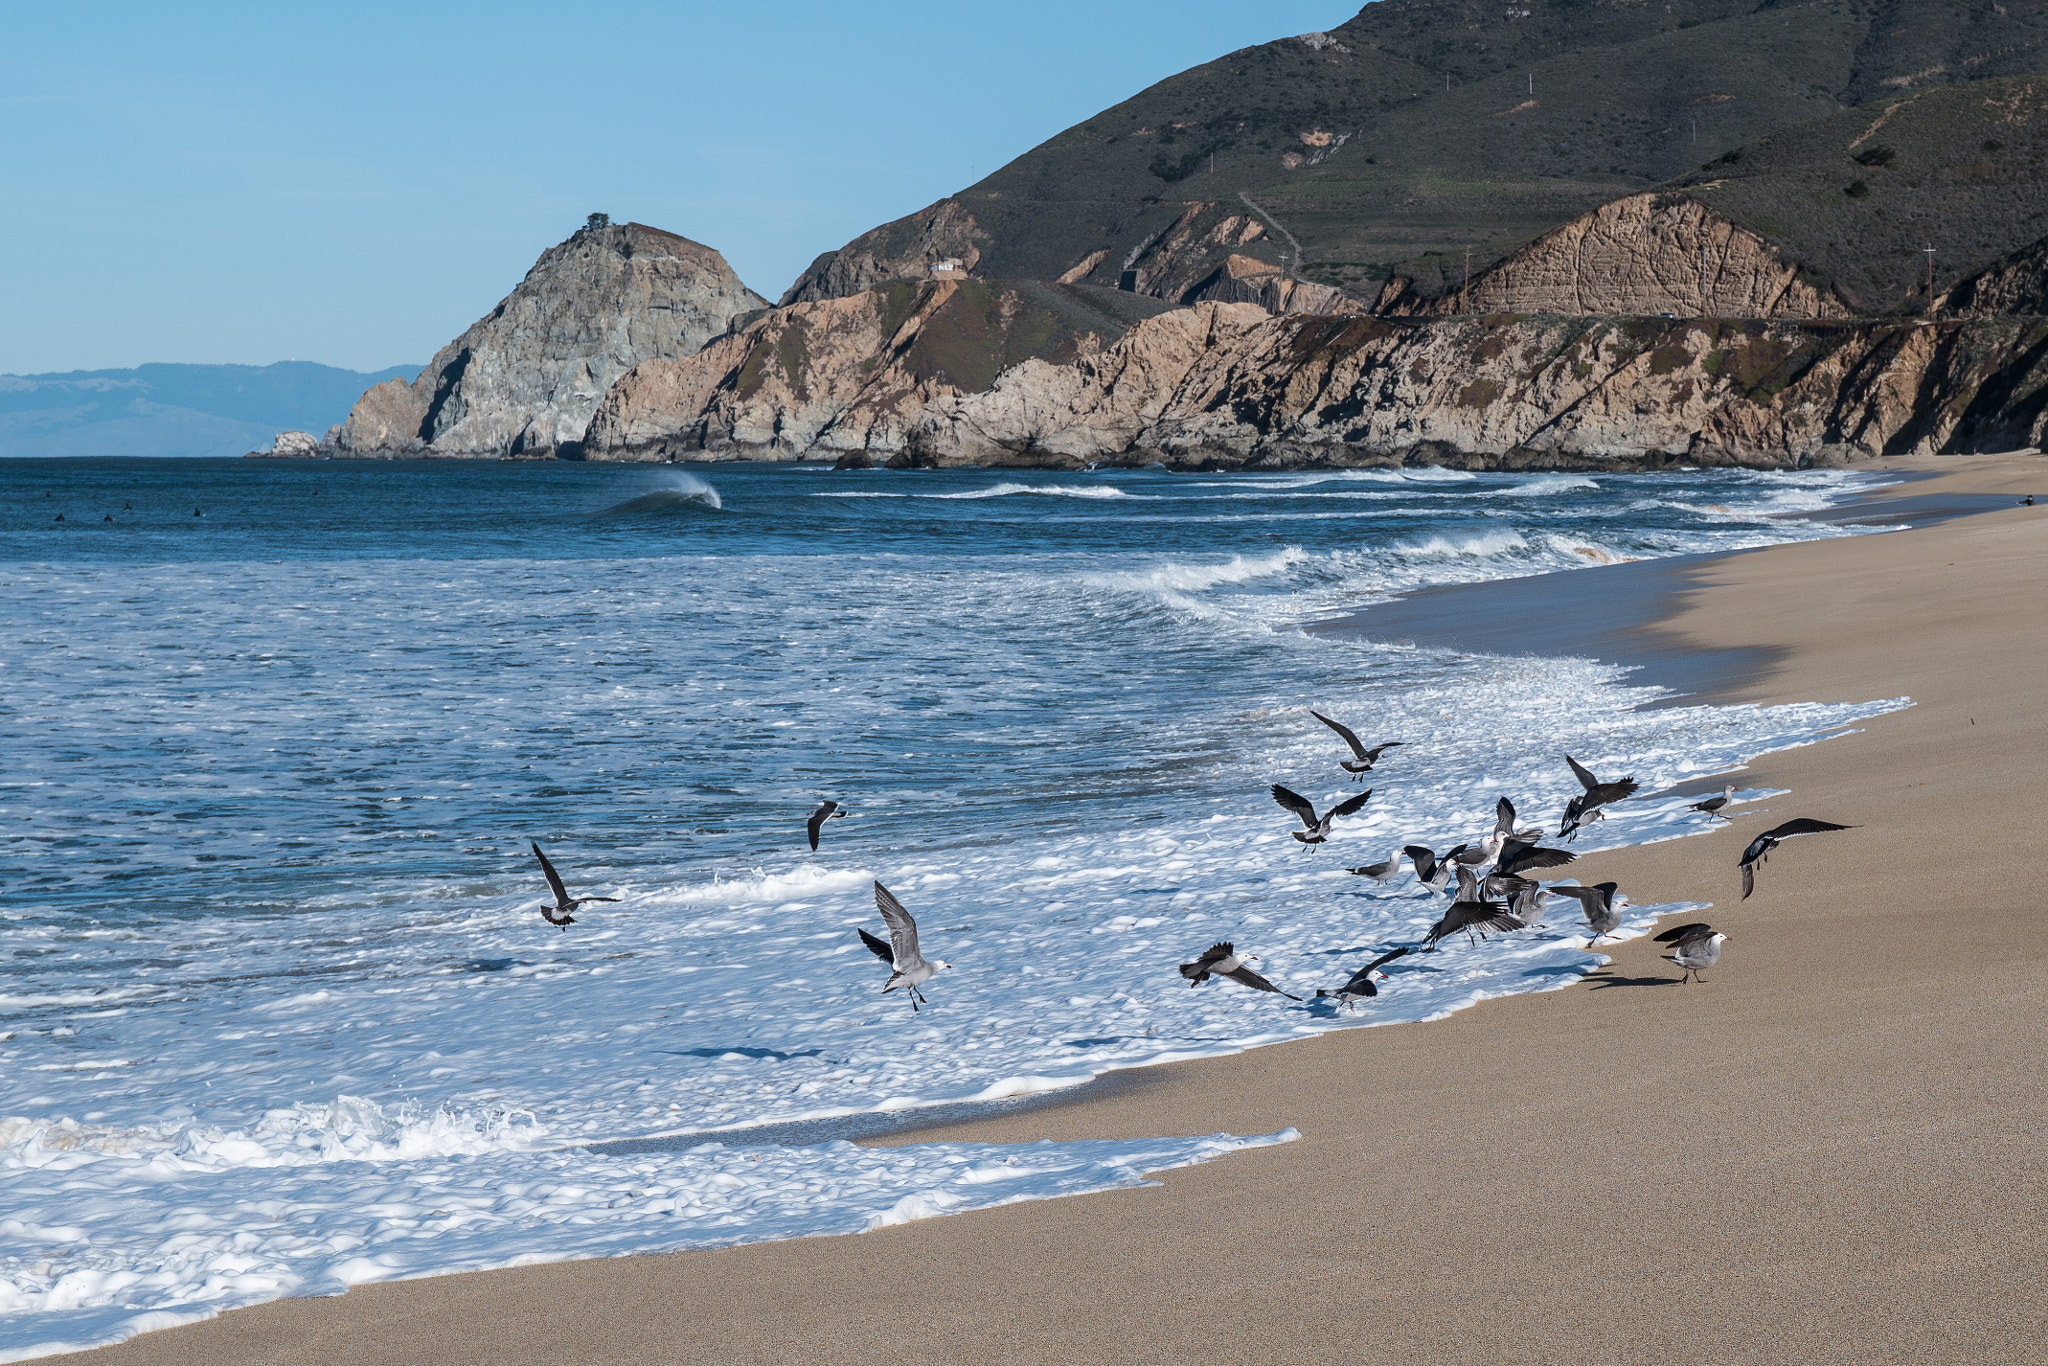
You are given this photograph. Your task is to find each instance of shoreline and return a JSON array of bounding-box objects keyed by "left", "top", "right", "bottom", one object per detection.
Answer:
[{"left": 46, "top": 452, "right": 2048, "bottom": 1364}]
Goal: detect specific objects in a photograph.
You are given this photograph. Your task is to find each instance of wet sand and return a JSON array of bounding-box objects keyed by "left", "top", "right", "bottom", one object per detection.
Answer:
[{"left": 60, "top": 454, "right": 2048, "bottom": 1365}]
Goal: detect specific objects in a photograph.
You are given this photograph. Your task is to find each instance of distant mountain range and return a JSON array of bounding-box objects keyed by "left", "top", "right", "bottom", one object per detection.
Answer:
[{"left": 0, "top": 362, "right": 420, "bottom": 458}]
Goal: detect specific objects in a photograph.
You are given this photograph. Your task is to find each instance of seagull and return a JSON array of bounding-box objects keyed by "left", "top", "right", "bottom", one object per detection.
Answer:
[
  {"left": 1688, "top": 785, "right": 1740, "bottom": 820},
  {"left": 1739, "top": 818, "right": 1856, "bottom": 898},
  {"left": 1493, "top": 834, "right": 1577, "bottom": 878},
  {"left": 530, "top": 841, "right": 620, "bottom": 931},
  {"left": 1403, "top": 844, "right": 1454, "bottom": 892},
  {"left": 806, "top": 799, "right": 847, "bottom": 851},
  {"left": 1315, "top": 946, "right": 1410, "bottom": 1009},
  {"left": 1655, "top": 923, "right": 1729, "bottom": 983},
  {"left": 1346, "top": 850, "right": 1405, "bottom": 883},
  {"left": 1308, "top": 711, "right": 1402, "bottom": 780},
  {"left": 1422, "top": 868, "right": 1524, "bottom": 950},
  {"left": 1545, "top": 882, "right": 1629, "bottom": 944},
  {"left": 857, "top": 881, "right": 951, "bottom": 1011},
  {"left": 1178, "top": 942, "right": 1301, "bottom": 999},
  {"left": 1560, "top": 755, "right": 1640, "bottom": 840},
  {"left": 1270, "top": 784, "right": 1372, "bottom": 849}
]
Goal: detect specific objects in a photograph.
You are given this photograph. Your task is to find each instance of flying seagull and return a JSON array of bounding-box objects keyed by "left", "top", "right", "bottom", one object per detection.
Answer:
[
  {"left": 1546, "top": 881, "right": 1629, "bottom": 944},
  {"left": 1740, "top": 818, "right": 1856, "bottom": 898},
  {"left": 857, "top": 881, "right": 950, "bottom": 1011},
  {"left": 1346, "top": 850, "right": 1405, "bottom": 883},
  {"left": 1178, "top": 942, "right": 1300, "bottom": 999},
  {"left": 1560, "top": 755, "right": 1640, "bottom": 841},
  {"left": 1315, "top": 946, "right": 1411, "bottom": 1009},
  {"left": 1308, "top": 711, "right": 1402, "bottom": 780},
  {"left": 1493, "top": 834, "right": 1578, "bottom": 878},
  {"left": 530, "top": 840, "right": 620, "bottom": 931},
  {"left": 1422, "top": 868, "right": 1524, "bottom": 950},
  {"left": 1403, "top": 844, "right": 1454, "bottom": 892},
  {"left": 1655, "top": 922, "right": 1729, "bottom": 984},
  {"left": 806, "top": 799, "right": 847, "bottom": 851},
  {"left": 1687, "top": 785, "right": 1740, "bottom": 820},
  {"left": 1270, "top": 784, "right": 1372, "bottom": 850}
]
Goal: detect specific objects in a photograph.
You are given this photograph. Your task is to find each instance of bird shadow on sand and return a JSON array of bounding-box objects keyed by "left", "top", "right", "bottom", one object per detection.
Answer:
[{"left": 1583, "top": 972, "right": 1683, "bottom": 990}]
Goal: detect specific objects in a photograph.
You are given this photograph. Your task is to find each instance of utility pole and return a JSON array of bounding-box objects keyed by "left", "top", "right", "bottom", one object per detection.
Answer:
[
  {"left": 1923, "top": 244, "right": 1937, "bottom": 318},
  {"left": 1463, "top": 247, "right": 1473, "bottom": 313},
  {"left": 1528, "top": 73, "right": 1533, "bottom": 96},
  {"left": 1445, "top": 73, "right": 1451, "bottom": 93}
]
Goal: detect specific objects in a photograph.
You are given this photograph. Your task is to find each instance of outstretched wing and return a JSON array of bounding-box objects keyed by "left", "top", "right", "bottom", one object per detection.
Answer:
[
  {"left": 1269, "top": 784, "right": 1320, "bottom": 829},
  {"left": 1653, "top": 921, "right": 1715, "bottom": 943},
  {"left": 1402, "top": 845, "right": 1439, "bottom": 880},
  {"left": 1325, "top": 789, "right": 1373, "bottom": 823},
  {"left": 858, "top": 926, "right": 895, "bottom": 963},
  {"left": 1739, "top": 832, "right": 1774, "bottom": 867},
  {"left": 873, "top": 881, "right": 924, "bottom": 967},
  {"left": 1588, "top": 777, "right": 1640, "bottom": 805},
  {"left": 1309, "top": 710, "right": 1369, "bottom": 760},
  {"left": 1362, "top": 741, "right": 1404, "bottom": 763},
  {"left": 1223, "top": 964, "right": 1301, "bottom": 1000},
  {"left": 1497, "top": 838, "right": 1577, "bottom": 875},
  {"left": 1338, "top": 945, "right": 1410, "bottom": 995},
  {"left": 1544, "top": 884, "right": 1599, "bottom": 909},
  {"left": 1565, "top": 754, "right": 1601, "bottom": 791},
  {"left": 530, "top": 842, "right": 569, "bottom": 902},
  {"left": 1493, "top": 797, "right": 1518, "bottom": 841},
  {"left": 1761, "top": 818, "right": 1855, "bottom": 841},
  {"left": 807, "top": 801, "right": 837, "bottom": 851},
  {"left": 1742, "top": 861, "right": 1757, "bottom": 899}
]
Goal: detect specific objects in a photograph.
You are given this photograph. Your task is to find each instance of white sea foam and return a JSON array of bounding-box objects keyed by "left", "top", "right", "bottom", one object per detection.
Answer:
[
  {"left": 924, "top": 483, "right": 1130, "bottom": 500},
  {"left": 0, "top": 1126, "right": 1291, "bottom": 1360},
  {"left": 0, "top": 461, "right": 1910, "bottom": 1359}
]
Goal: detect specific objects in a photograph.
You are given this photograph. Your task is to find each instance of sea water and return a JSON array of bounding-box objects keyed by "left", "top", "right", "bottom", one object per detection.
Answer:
[{"left": 0, "top": 458, "right": 1905, "bottom": 1357}]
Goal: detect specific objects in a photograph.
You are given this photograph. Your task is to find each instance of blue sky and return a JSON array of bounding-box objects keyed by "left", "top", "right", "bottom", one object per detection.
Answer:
[{"left": 1, "top": 1, "right": 1351, "bottom": 374}]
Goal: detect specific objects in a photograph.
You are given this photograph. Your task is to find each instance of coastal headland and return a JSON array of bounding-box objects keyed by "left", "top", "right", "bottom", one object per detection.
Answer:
[{"left": 61, "top": 451, "right": 2047, "bottom": 1365}]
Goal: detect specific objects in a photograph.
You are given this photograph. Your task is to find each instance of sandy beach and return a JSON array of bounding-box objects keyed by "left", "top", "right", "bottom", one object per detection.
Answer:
[{"left": 57, "top": 452, "right": 2047, "bottom": 1366}]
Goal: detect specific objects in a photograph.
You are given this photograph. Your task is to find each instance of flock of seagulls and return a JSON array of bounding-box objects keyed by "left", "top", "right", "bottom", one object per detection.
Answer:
[{"left": 520, "top": 706, "right": 1857, "bottom": 1011}]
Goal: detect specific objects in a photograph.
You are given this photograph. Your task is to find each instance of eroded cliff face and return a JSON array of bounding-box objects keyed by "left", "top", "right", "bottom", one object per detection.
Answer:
[
  {"left": 1373, "top": 194, "right": 1852, "bottom": 321},
  {"left": 778, "top": 202, "right": 989, "bottom": 307},
  {"left": 1944, "top": 233, "right": 2048, "bottom": 317},
  {"left": 1181, "top": 254, "right": 1356, "bottom": 315},
  {"left": 901, "top": 304, "right": 2048, "bottom": 469},
  {"left": 334, "top": 224, "right": 764, "bottom": 459},
  {"left": 583, "top": 279, "right": 1173, "bottom": 462}
]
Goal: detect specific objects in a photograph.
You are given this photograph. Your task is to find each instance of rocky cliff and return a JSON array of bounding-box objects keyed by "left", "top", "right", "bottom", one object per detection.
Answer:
[
  {"left": 583, "top": 278, "right": 1173, "bottom": 462},
  {"left": 1944, "top": 234, "right": 2048, "bottom": 318},
  {"left": 1372, "top": 194, "right": 1851, "bottom": 320},
  {"left": 896, "top": 303, "right": 2048, "bottom": 470},
  {"left": 334, "top": 223, "right": 764, "bottom": 459}
]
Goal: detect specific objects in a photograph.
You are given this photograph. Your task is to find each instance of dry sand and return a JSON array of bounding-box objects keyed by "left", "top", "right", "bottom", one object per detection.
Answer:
[{"left": 61, "top": 454, "right": 2048, "bottom": 1365}]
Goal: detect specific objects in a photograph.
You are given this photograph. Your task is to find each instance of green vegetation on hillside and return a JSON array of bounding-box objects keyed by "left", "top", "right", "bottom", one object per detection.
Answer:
[{"left": 792, "top": 0, "right": 2048, "bottom": 309}]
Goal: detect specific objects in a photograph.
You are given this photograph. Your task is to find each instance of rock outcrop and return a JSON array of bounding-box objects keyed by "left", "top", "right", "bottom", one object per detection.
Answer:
[
  {"left": 251, "top": 430, "right": 322, "bottom": 458},
  {"left": 898, "top": 304, "right": 2048, "bottom": 469},
  {"left": 1373, "top": 195, "right": 1852, "bottom": 320},
  {"left": 583, "top": 279, "right": 1173, "bottom": 463},
  {"left": 333, "top": 223, "right": 764, "bottom": 459},
  {"left": 1943, "top": 234, "right": 2048, "bottom": 317},
  {"left": 779, "top": 202, "right": 989, "bottom": 307},
  {"left": 1183, "top": 254, "right": 1356, "bottom": 316}
]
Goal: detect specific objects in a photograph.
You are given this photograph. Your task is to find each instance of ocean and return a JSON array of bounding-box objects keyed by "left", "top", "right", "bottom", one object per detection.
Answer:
[{"left": 0, "top": 457, "right": 1906, "bottom": 1357}]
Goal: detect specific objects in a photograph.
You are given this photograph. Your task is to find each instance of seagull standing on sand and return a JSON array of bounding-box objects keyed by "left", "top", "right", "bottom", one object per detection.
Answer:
[
  {"left": 1545, "top": 882, "right": 1629, "bottom": 944},
  {"left": 806, "top": 800, "right": 847, "bottom": 851},
  {"left": 1178, "top": 942, "right": 1301, "bottom": 999},
  {"left": 1687, "top": 785, "right": 1740, "bottom": 820},
  {"left": 1559, "top": 755, "right": 1640, "bottom": 841},
  {"left": 1655, "top": 923, "right": 1729, "bottom": 983},
  {"left": 1346, "top": 850, "right": 1405, "bottom": 883},
  {"left": 1308, "top": 711, "right": 1403, "bottom": 780},
  {"left": 1270, "top": 785, "right": 1372, "bottom": 850},
  {"left": 1315, "top": 946, "right": 1410, "bottom": 1010},
  {"left": 1739, "top": 818, "right": 1856, "bottom": 898},
  {"left": 857, "top": 881, "right": 950, "bottom": 1012},
  {"left": 529, "top": 841, "right": 620, "bottom": 931}
]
